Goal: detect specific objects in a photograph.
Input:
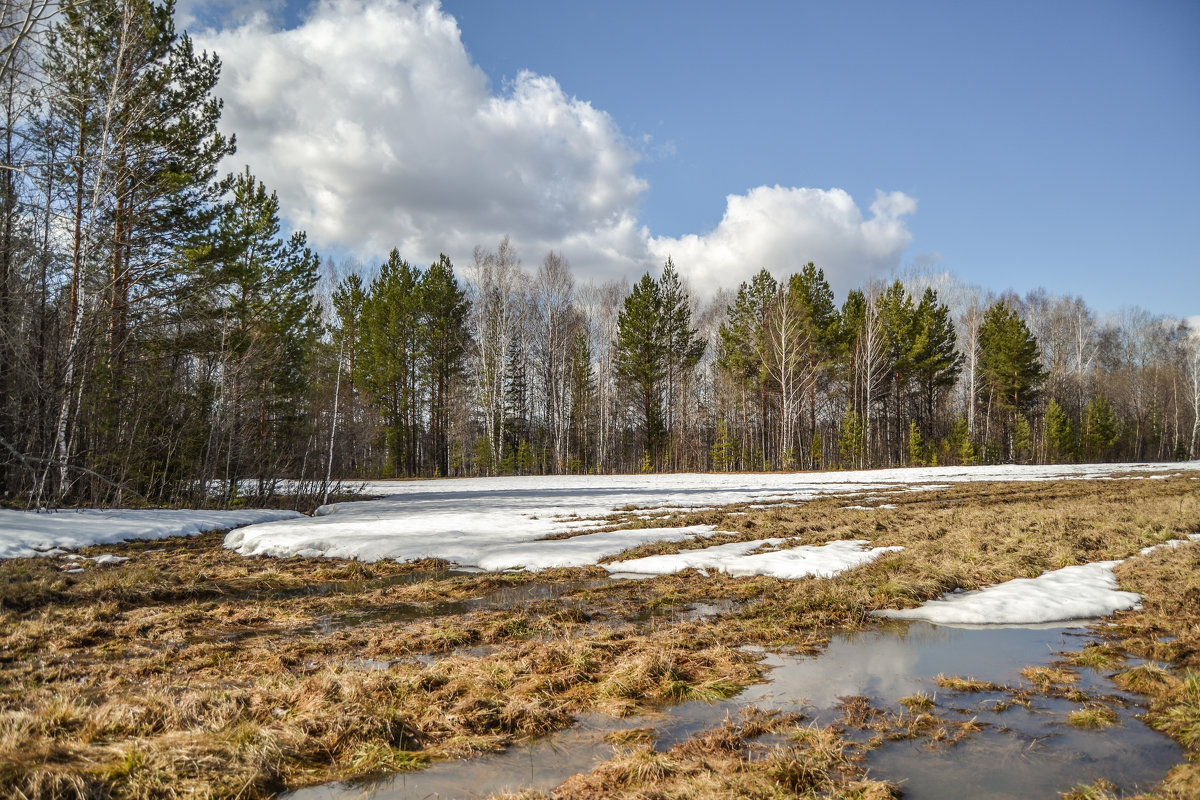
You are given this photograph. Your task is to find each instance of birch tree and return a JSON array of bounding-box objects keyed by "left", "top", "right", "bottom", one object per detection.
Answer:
[
  {"left": 467, "top": 237, "right": 525, "bottom": 474},
  {"left": 533, "top": 251, "right": 574, "bottom": 473}
]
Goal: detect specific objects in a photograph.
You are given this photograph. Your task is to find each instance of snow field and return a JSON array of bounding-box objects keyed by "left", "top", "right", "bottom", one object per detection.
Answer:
[{"left": 4, "top": 462, "right": 1197, "bottom": 625}]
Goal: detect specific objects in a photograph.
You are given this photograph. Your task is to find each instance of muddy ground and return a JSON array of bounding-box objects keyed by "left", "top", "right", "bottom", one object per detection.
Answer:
[{"left": 1, "top": 473, "right": 1198, "bottom": 799}]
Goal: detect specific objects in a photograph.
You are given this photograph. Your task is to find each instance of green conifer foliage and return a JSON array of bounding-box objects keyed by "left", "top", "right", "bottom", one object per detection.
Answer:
[
  {"left": 1084, "top": 395, "right": 1119, "bottom": 462},
  {"left": 360, "top": 250, "right": 421, "bottom": 477},
  {"left": 978, "top": 301, "right": 1047, "bottom": 415},
  {"left": 1043, "top": 398, "right": 1074, "bottom": 463},
  {"left": 422, "top": 255, "right": 469, "bottom": 477},
  {"left": 615, "top": 272, "right": 668, "bottom": 463},
  {"left": 910, "top": 288, "right": 962, "bottom": 435},
  {"left": 213, "top": 168, "right": 320, "bottom": 493}
]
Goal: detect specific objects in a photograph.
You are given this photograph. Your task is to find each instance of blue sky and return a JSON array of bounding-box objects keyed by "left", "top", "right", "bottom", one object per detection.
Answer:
[{"left": 187, "top": 0, "right": 1199, "bottom": 319}]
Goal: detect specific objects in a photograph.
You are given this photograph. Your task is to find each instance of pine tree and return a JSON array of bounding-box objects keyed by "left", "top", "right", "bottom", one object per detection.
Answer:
[
  {"left": 910, "top": 287, "right": 962, "bottom": 436},
  {"left": 837, "top": 407, "right": 864, "bottom": 469},
  {"left": 878, "top": 280, "right": 916, "bottom": 464},
  {"left": 906, "top": 419, "right": 925, "bottom": 466},
  {"left": 421, "top": 254, "right": 469, "bottom": 477},
  {"left": 979, "top": 301, "right": 1046, "bottom": 414},
  {"left": 718, "top": 269, "right": 777, "bottom": 468},
  {"left": 214, "top": 168, "right": 320, "bottom": 495},
  {"left": 330, "top": 273, "right": 366, "bottom": 473},
  {"left": 787, "top": 263, "right": 839, "bottom": 468},
  {"left": 615, "top": 272, "right": 668, "bottom": 465},
  {"left": 710, "top": 418, "right": 735, "bottom": 471},
  {"left": 360, "top": 250, "right": 422, "bottom": 477},
  {"left": 978, "top": 300, "right": 1047, "bottom": 461},
  {"left": 658, "top": 257, "right": 705, "bottom": 468},
  {"left": 1012, "top": 412, "right": 1032, "bottom": 463},
  {"left": 39, "top": 0, "right": 234, "bottom": 502},
  {"left": 946, "top": 415, "right": 971, "bottom": 465}
]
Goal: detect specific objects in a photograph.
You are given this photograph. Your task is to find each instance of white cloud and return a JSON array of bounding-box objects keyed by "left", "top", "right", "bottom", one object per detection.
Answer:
[
  {"left": 198, "top": 0, "right": 914, "bottom": 294},
  {"left": 198, "top": 0, "right": 647, "bottom": 279},
  {"left": 648, "top": 186, "right": 916, "bottom": 297}
]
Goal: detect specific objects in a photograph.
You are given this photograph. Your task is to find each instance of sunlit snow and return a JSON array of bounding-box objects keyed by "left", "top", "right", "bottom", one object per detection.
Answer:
[
  {"left": 0, "top": 508, "right": 304, "bottom": 559},
  {"left": 224, "top": 462, "right": 1198, "bottom": 570},
  {"left": 875, "top": 562, "right": 1141, "bottom": 625},
  {"left": 6, "top": 462, "right": 1198, "bottom": 627},
  {"left": 608, "top": 538, "right": 903, "bottom": 579},
  {"left": 875, "top": 534, "right": 1200, "bottom": 625}
]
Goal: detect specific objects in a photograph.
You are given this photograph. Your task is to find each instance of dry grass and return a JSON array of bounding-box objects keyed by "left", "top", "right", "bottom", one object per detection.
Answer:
[
  {"left": 934, "top": 673, "right": 1003, "bottom": 692},
  {"left": 0, "top": 473, "right": 1197, "bottom": 798},
  {"left": 1066, "top": 704, "right": 1121, "bottom": 729},
  {"left": 528, "top": 709, "right": 900, "bottom": 800}
]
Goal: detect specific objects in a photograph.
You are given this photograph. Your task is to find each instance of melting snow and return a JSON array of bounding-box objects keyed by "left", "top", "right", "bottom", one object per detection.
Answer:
[
  {"left": 875, "top": 562, "right": 1142, "bottom": 625},
  {"left": 0, "top": 508, "right": 304, "bottom": 559},
  {"left": 474, "top": 526, "right": 717, "bottom": 572},
  {"left": 876, "top": 534, "right": 1200, "bottom": 626},
  {"left": 608, "top": 538, "right": 903, "bottom": 580},
  {"left": 224, "top": 462, "right": 1198, "bottom": 570}
]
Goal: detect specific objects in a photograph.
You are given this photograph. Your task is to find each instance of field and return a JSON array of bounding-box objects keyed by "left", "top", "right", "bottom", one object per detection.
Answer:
[{"left": 2, "top": 466, "right": 1199, "bottom": 799}]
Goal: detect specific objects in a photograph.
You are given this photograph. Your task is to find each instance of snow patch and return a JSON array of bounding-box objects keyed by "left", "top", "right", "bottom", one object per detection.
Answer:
[
  {"left": 876, "top": 561, "right": 1141, "bottom": 625},
  {"left": 609, "top": 538, "right": 903, "bottom": 580},
  {"left": 0, "top": 508, "right": 305, "bottom": 560},
  {"left": 476, "top": 526, "right": 717, "bottom": 571},
  {"left": 1139, "top": 533, "right": 1200, "bottom": 555}
]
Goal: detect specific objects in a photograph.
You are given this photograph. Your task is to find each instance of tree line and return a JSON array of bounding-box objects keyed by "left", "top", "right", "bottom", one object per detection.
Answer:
[
  {"left": 2, "top": 1, "right": 1198, "bottom": 508},
  {"left": 329, "top": 240, "right": 1200, "bottom": 480}
]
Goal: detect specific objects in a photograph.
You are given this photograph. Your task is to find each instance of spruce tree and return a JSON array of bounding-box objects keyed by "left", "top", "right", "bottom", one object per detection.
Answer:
[{"left": 1044, "top": 398, "right": 1073, "bottom": 463}]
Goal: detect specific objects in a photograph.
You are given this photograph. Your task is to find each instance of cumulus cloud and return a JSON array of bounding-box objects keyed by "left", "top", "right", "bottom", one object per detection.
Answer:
[
  {"left": 198, "top": 0, "right": 648, "bottom": 279},
  {"left": 648, "top": 186, "right": 916, "bottom": 297},
  {"left": 198, "top": 0, "right": 914, "bottom": 294}
]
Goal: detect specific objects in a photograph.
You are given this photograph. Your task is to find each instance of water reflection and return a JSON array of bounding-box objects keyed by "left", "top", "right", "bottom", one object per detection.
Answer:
[
  {"left": 284, "top": 714, "right": 639, "bottom": 800},
  {"left": 283, "top": 621, "right": 1182, "bottom": 800}
]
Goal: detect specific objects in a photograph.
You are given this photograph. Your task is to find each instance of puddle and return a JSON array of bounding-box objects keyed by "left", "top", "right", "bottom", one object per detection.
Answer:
[
  {"left": 284, "top": 714, "right": 638, "bottom": 800},
  {"left": 282, "top": 621, "right": 1183, "bottom": 799},
  {"left": 680, "top": 599, "right": 740, "bottom": 621}
]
